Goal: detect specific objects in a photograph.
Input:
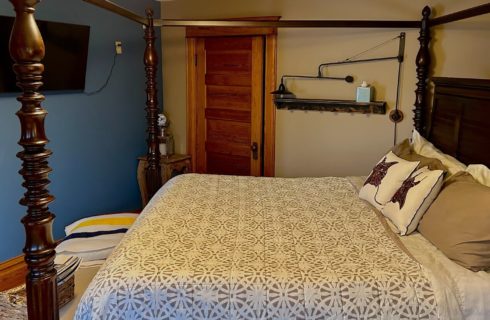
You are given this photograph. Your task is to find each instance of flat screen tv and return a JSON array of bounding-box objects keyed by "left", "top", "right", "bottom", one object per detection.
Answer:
[{"left": 0, "top": 16, "right": 90, "bottom": 93}]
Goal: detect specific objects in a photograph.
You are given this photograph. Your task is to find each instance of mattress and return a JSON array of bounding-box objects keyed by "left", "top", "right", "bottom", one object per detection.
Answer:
[
  {"left": 400, "top": 232, "right": 490, "bottom": 320},
  {"left": 76, "top": 174, "right": 439, "bottom": 319},
  {"left": 349, "top": 176, "right": 490, "bottom": 320}
]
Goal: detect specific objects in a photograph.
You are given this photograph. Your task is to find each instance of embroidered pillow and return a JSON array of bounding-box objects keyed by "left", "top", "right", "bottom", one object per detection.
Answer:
[
  {"left": 382, "top": 167, "right": 444, "bottom": 235},
  {"left": 359, "top": 151, "right": 419, "bottom": 210}
]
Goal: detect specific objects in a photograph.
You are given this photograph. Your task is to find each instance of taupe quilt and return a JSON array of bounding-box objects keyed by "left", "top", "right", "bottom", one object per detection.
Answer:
[{"left": 77, "top": 174, "right": 438, "bottom": 319}]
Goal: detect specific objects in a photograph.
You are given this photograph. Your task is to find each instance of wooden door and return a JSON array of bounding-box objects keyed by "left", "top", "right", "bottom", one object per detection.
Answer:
[{"left": 195, "top": 36, "right": 264, "bottom": 176}]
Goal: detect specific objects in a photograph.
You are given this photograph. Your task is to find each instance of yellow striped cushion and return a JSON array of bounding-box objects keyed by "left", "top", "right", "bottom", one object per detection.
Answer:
[{"left": 65, "top": 213, "right": 139, "bottom": 235}]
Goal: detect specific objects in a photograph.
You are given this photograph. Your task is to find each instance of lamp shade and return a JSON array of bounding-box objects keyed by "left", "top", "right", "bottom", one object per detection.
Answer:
[{"left": 271, "top": 83, "right": 296, "bottom": 99}]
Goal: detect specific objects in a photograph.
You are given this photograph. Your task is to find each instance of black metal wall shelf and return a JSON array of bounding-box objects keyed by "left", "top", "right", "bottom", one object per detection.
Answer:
[{"left": 274, "top": 98, "right": 386, "bottom": 114}]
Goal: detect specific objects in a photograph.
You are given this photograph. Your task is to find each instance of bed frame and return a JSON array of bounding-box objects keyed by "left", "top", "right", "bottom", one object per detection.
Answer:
[
  {"left": 6, "top": 1, "right": 490, "bottom": 319},
  {"left": 428, "top": 77, "right": 490, "bottom": 167}
]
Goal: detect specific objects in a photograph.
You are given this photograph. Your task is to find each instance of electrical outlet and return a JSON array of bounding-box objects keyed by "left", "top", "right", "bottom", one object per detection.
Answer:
[{"left": 115, "top": 41, "right": 122, "bottom": 55}]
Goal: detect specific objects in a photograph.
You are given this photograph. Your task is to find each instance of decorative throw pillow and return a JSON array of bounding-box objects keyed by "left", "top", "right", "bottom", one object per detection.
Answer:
[
  {"left": 59, "top": 213, "right": 139, "bottom": 261},
  {"left": 359, "top": 151, "right": 419, "bottom": 210},
  {"left": 381, "top": 167, "right": 444, "bottom": 235},
  {"left": 56, "top": 231, "right": 126, "bottom": 261},
  {"left": 56, "top": 246, "right": 115, "bottom": 262},
  {"left": 466, "top": 164, "right": 490, "bottom": 187},
  {"left": 392, "top": 139, "right": 447, "bottom": 172},
  {"left": 411, "top": 129, "right": 466, "bottom": 175},
  {"left": 65, "top": 213, "right": 138, "bottom": 235},
  {"left": 418, "top": 172, "right": 490, "bottom": 271}
]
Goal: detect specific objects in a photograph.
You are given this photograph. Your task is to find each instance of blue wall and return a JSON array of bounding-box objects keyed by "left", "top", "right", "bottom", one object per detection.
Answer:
[{"left": 0, "top": 0, "right": 162, "bottom": 261}]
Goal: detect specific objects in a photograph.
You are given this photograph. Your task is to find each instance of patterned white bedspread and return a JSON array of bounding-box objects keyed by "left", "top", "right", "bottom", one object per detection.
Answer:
[{"left": 76, "top": 174, "right": 438, "bottom": 319}]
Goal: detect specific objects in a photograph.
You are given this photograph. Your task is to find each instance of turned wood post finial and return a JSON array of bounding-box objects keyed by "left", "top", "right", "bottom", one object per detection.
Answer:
[
  {"left": 146, "top": 7, "right": 154, "bottom": 18},
  {"left": 9, "top": 0, "right": 59, "bottom": 319},
  {"left": 144, "top": 7, "right": 162, "bottom": 200},
  {"left": 413, "top": 5, "right": 431, "bottom": 136}
]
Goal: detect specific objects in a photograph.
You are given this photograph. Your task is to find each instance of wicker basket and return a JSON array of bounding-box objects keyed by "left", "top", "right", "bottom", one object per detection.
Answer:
[
  {"left": 57, "top": 273, "right": 75, "bottom": 308},
  {"left": 0, "top": 272, "right": 75, "bottom": 317}
]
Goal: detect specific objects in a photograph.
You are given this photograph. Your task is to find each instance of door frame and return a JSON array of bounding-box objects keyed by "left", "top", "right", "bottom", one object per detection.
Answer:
[{"left": 186, "top": 17, "right": 279, "bottom": 177}]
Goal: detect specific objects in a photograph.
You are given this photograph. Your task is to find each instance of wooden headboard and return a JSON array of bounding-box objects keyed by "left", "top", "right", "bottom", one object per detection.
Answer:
[{"left": 427, "top": 77, "right": 490, "bottom": 167}]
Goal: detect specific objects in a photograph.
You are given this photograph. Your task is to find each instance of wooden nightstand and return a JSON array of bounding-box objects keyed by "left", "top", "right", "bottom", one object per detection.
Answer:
[{"left": 137, "top": 154, "right": 192, "bottom": 206}]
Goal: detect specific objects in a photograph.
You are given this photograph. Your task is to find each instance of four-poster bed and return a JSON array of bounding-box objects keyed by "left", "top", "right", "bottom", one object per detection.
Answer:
[{"left": 6, "top": 0, "right": 490, "bottom": 319}]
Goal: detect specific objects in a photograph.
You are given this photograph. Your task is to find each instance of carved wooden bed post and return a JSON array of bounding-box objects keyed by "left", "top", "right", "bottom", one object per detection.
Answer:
[
  {"left": 9, "top": 0, "right": 59, "bottom": 319},
  {"left": 414, "top": 6, "right": 431, "bottom": 136},
  {"left": 144, "top": 8, "right": 162, "bottom": 200}
]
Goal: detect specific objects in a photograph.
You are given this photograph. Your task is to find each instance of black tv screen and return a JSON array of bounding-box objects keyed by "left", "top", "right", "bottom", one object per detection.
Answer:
[{"left": 0, "top": 16, "right": 90, "bottom": 93}]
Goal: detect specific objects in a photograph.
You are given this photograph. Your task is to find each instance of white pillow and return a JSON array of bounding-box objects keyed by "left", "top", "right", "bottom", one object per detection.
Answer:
[
  {"left": 57, "top": 232, "right": 126, "bottom": 252},
  {"left": 56, "top": 230, "right": 127, "bottom": 261},
  {"left": 466, "top": 164, "right": 490, "bottom": 187},
  {"left": 411, "top": 129, "right": 466, "bottom": 176},
  {"left": 58, "top": 247, "right": 114, "bottom": 262},
  {"left": 359, "top": 151, "right": 419, "bottom": 210},
  {"left": 59, "top": 213, "right": 138, "bottom": 261},
  {"left": 382, "top": 167, "right": 444, "bottom": 235}
]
